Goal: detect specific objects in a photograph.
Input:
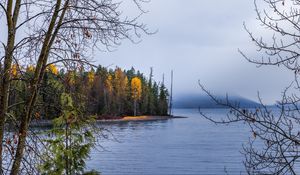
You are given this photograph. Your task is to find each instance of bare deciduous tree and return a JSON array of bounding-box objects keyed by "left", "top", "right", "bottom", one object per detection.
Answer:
[
  {"left": 200, "top": 0, "right": 300, "bottom": 174},
  {"left": 0, "top": 0, "right": 151, "bottom": 174}
]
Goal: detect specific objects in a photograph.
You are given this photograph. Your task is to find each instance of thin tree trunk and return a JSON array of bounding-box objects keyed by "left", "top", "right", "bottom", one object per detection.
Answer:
[
  {"left": 0, "top": 0, "right": 21, "bottom": 173},
  {"left": 10, "top": 0, "right": 69, "bottom": 173},
  {"left": 134, "top": 100, "right": 137, "bottom": 116}
]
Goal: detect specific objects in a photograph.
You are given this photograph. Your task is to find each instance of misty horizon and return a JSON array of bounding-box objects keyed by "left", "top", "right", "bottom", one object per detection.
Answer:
[{"left": 87, "top": 0, "right": 293, "bottom": 105}]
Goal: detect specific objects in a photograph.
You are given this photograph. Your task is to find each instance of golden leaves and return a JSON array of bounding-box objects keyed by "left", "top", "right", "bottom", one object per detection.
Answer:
[
  {"left": 131, "top": 77, "right": 142, "bottom": 100},
  {"left": 114, "top": 68, "right": 128, "bottom": 96},
  {"left": 105, "top": 74, "right": 113, "bottom": 93},
  {"left": 11, "top": 64, "right": 18, "bottom": 77},
  {"left": 26, "top": 65, "right": 35, "bottom": 72},
  {"left": 87, "top": 71, "right": 95, "bottom": 85},
  {"left": 48, "top": 64, "right": 59, "bottom": 75}
]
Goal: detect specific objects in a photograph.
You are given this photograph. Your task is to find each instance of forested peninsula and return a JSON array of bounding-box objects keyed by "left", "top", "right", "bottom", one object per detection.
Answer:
[{"left": 8, "top": 65, "right": 170, "bottom": 122}]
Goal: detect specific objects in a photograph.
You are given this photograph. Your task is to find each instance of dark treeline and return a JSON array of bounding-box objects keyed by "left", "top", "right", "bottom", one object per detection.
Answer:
[{"left": 8, "top": 65, "right": 169, "bottom": 120}]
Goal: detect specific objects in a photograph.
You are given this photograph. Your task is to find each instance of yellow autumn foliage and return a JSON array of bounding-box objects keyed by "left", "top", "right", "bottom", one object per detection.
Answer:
[
  {"left": 11, "top": 64, "right": 18, "bottom": 77},
  {"left": 26, "top": 65, "right": 35, "bottom": 72},
  {"left": 131, "top": 77, "right": 142, "bottom": 100},
  {"left": 48, "top": 64, "right": 58, "bottom": 75},
  {"left": 114, "top": 68, "right": 128, "bottom": 97},
  {"left": 105, "top": 74, "right": 113, "bottom": 93},
  {"left": 87, "top": 71, "right": 95, "bottom": 85},
  {"left": 124, "top": 76, "right": 128, "bottom": 88}
]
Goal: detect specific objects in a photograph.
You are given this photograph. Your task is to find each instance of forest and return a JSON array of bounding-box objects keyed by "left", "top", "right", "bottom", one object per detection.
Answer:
[
  {"left": 7, "top": 64, "right": 170, "bottom": 121},
  {"left": 0, "top": 0, "right": 160, "bottom": 173}
]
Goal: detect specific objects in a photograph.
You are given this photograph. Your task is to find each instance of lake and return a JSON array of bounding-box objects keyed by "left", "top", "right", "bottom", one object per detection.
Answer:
[{"left": 87, "top": 108, "right": 251, "bottom": 175}]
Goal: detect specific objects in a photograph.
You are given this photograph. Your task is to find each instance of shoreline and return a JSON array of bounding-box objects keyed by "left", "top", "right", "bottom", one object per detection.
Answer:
[
  {"left": 29, "top": 115, "right": 187, "bottom": 127},
  {"left": 96, "top": 115, "right": 186, "bottom": 122}
]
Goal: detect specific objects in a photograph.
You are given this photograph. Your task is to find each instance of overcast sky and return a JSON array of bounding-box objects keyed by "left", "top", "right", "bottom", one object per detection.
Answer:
[
  {"left": 92, "top": 0, "right": 293, "bottom": 104},
  {"left": 0, "top": 0, "right": 294, "bottom": 104}
]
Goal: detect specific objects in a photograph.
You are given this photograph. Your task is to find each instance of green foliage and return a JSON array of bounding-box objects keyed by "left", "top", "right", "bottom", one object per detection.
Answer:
[
  {"left": 83, "top": 170, "right": 101, "bottom": 175},
  {"left": 79, "top": 66, "right": 169, "bottom": 117},
  {"left": 6, "top": 65, "right": 167, "bottom": 174},
  {"left": 158, "top": 84, "right": 169, "bottom": 115},
  {"left": 8, "top": 65, "right": 170, "bottom": 121},
  {"left": 39, "top": 93, "right": 97, "bottom": 175}
]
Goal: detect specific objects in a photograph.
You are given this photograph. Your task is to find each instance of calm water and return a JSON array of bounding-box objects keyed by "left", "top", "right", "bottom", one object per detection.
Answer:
[{"left": 87, "top": 108, "right": 251, "bottom": 175}]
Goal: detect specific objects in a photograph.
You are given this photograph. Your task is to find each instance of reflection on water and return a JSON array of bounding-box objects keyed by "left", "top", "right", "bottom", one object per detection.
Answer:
[{"left": 87, "top": 109, "right": 250, "bottom": 175}]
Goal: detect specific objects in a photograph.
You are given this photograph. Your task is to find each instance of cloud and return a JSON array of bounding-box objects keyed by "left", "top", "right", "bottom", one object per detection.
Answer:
[
  {"left": 93, "top": 0, "right": 293, "bottom": 104},
  {"left": 0, "top": 0, "right": 293, "bottom": 104}
]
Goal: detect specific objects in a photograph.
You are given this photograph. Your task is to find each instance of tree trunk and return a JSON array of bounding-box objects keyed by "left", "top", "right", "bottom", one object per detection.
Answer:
[
  {"left": 134, "top": 100, "right": 137, "bottom": 116},
  {"left": 10, "top": 0, "right": 69, "bottom": 173},
  {"left": 0, "top": 0, "right": 21, "bottom": 173}
]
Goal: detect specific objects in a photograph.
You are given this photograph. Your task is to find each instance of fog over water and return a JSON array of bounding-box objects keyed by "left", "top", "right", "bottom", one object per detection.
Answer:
[{"left": 92, "top": 0, "right": 293, "bottom": 105}]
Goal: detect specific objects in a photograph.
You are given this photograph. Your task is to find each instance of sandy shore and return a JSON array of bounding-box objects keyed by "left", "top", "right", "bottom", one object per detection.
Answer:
[
  {"left": 98, "top": 115, "right": 185, "bottom": 122},
  {"left": 29, "top": 115, "right": 186, "bottom": 127}
]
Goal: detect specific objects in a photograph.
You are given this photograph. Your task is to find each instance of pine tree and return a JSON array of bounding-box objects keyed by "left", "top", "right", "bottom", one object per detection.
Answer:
[{"left": 158, "top": 83, "right": 169, "bottom": 115}]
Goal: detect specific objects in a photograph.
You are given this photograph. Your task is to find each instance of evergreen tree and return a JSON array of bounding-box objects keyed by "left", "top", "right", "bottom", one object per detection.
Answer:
[
  {"left": 158, "top": 83, "right": 169, "bottom": 115},
  {"left": 6, "top": 65, "right": 170, "bottom": 121},
  {"left": 40, "top": 93, "right": 97, "bottom": 175}
]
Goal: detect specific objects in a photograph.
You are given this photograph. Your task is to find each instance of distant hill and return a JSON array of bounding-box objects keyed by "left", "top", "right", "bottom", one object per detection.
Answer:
[{"left": 173, "top": 93, "right": 261, "bottom": 108}]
